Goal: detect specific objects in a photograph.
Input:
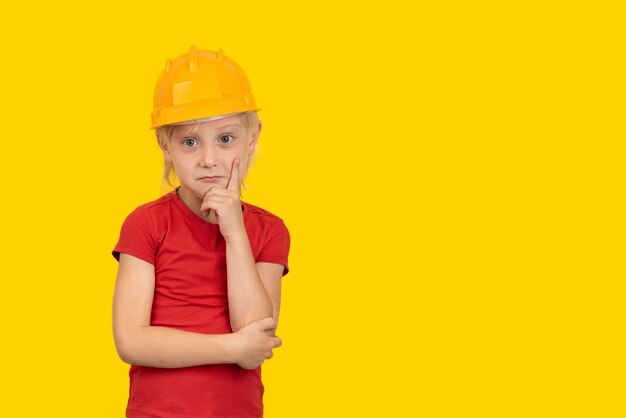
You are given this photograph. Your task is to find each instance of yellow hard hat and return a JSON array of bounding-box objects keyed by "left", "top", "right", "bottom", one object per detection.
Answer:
[{"left": 151, "top": 46, "right": 260, "bottom": 129}]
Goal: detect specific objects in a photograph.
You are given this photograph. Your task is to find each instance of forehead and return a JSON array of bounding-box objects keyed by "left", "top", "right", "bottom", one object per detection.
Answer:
[{"left": 172, "top": 114, "right": 244, "bottom": 136}]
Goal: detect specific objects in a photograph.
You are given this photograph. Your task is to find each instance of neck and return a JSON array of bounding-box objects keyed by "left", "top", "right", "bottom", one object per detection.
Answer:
[{"left": 176, "top": 186, "right": 207, "bottom": 219}]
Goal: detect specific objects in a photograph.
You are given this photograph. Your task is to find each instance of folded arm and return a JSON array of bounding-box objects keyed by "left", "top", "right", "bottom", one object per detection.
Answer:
[{"left": 112, "top": 253, "right": 279, "bottom": 369}]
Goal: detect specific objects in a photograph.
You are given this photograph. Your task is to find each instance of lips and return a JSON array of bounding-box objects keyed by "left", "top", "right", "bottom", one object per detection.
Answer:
[{"left": 198, "top": 176, "right": 223, "bottom": 182}]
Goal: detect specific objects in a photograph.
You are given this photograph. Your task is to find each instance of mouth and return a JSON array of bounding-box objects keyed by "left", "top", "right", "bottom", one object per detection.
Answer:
[{"left": 198, "top": 177, "right": 224, "bottom": 182}]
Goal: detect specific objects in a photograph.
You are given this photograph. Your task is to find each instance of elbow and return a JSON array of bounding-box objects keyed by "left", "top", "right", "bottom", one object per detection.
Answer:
[
  {"left": 117, "top": 349, "right": 134, "bottom": 365},
  {"left": 114, "top": 334, "right": 135, "bottom": 365},
  {"left": 113, "top": 327, "right": 144, "bottom": 365}
]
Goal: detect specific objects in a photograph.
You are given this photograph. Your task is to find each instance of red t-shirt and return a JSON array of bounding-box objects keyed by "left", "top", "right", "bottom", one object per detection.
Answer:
[{"left": 112, "top": 189, "right": 290, "bottom": 418}]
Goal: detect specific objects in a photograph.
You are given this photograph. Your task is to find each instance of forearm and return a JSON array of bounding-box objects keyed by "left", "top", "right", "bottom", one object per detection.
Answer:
[
  {"left": 225, "top": 230, "right": 273, "bottom": 332},
  {"left": 117, "top": 325, "right": 237, "bottom": 368}
]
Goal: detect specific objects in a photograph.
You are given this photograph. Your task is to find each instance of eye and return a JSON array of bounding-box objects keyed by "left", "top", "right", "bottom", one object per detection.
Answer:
[
  {"left": 219, "top": 135, "right": 234, "bottom": 144},
  {"left": 182, "top": 138, "right": 198, "bottom": 147}
]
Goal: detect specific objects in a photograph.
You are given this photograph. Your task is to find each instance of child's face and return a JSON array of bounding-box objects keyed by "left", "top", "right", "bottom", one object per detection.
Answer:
[{"left": 161, "top": 114, "right": 260, "bottom": 199}]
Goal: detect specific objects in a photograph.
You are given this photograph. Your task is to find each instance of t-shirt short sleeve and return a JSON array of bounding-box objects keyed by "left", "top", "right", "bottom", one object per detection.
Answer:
[
  {"left": 256, "top": 219, "right": 291, "bottom": 277},
  {"left": 112, "top": 207, "right": 158, "bottom": 265}
]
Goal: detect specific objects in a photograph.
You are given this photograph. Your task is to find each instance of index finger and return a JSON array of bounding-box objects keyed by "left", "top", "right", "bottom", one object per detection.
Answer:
[{"left": 226, "top": 158, "right": 240, "bottom": 192}]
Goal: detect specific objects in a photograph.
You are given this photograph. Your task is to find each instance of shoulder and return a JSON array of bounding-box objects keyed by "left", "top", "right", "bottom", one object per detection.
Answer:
[
  {"left": 243, "top": 200, "right": 286, "bottom": 223},
  {"left": 114, "top": 193, "right": 176, "bottom": 263},
  {"left": 243, "top": 201, "right": 291, "bottom": 272},
  {"left": 243, "top": 201, "right": 290, "bottom": 235},
  {"left": 121, "top": 192, "right": 175, "bottom": 228},
  {"left": 133, "top": 192, "right": 175, "bottom": 214},
  {"left": 126, "top": 192, "right": 175, "bottom": 217}
]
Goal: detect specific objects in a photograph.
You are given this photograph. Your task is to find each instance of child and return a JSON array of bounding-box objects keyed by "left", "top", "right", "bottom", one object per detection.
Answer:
[{"left": 112, "top": 46, "right": 290, "bottom": 418}]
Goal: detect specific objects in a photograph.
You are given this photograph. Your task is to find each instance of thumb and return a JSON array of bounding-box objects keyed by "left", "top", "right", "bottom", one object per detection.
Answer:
[{"left": 273, "top": 336, "right": 283, "bottom": 348}]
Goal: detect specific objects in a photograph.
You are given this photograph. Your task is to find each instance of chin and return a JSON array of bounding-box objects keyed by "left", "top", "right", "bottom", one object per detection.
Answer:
[
  {"left": 179, "top": 183, "right": 204, "bottom": 200},
  {"left": 197, "top": 182, "right": 224, "bottom": 196}
]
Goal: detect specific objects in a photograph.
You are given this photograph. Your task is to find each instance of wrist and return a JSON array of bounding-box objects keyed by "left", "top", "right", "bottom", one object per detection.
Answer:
[
  {"left": 225, "top": 331, "right": 242, "bottom": 364},
  {"left": 223, "top": 227, "right": 248, "bottom": 244}
]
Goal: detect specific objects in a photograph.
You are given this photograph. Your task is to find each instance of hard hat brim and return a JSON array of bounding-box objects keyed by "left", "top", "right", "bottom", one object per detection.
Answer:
[{"left": 168, "top": 112, "right": 244, "bottom": 126}]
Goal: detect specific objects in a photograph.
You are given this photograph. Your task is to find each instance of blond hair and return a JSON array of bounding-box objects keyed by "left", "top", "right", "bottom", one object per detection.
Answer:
[{"left": 155, "top": 111, "right": 260, "bottom": 192}]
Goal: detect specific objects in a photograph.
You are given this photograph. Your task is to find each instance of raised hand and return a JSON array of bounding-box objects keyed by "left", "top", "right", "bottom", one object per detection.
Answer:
[{"left": 201, "top": 158, "right": 245, "bottom": 238}]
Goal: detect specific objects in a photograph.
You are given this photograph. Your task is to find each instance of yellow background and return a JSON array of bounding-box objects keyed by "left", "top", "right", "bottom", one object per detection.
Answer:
[{"left": 1, "top": 1, "right": 623, "bottom": 417}]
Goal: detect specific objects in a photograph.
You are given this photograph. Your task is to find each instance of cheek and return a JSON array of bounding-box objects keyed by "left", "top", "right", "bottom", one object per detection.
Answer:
[
  {"left": 237, "top": 152, "right": 249, "bottom": 167},
  {"left": 231, "top": 146, "right": 248, "bottom": 162},
  {"left": 170, "top": 153, "right": 194, "bottom": 171}
]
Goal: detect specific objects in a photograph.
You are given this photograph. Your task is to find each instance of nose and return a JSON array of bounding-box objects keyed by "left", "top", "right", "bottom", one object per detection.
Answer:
[{"left": 200, "top": 144, "right": 218, "bottom": 167}]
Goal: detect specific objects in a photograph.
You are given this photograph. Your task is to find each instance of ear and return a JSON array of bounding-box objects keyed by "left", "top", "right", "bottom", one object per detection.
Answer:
[
  {"left": 157, "top": 134, "right": 172, "bottom": 163},
  {"left": 247, "top": 120, "right": 262, "bottom": 156}
]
